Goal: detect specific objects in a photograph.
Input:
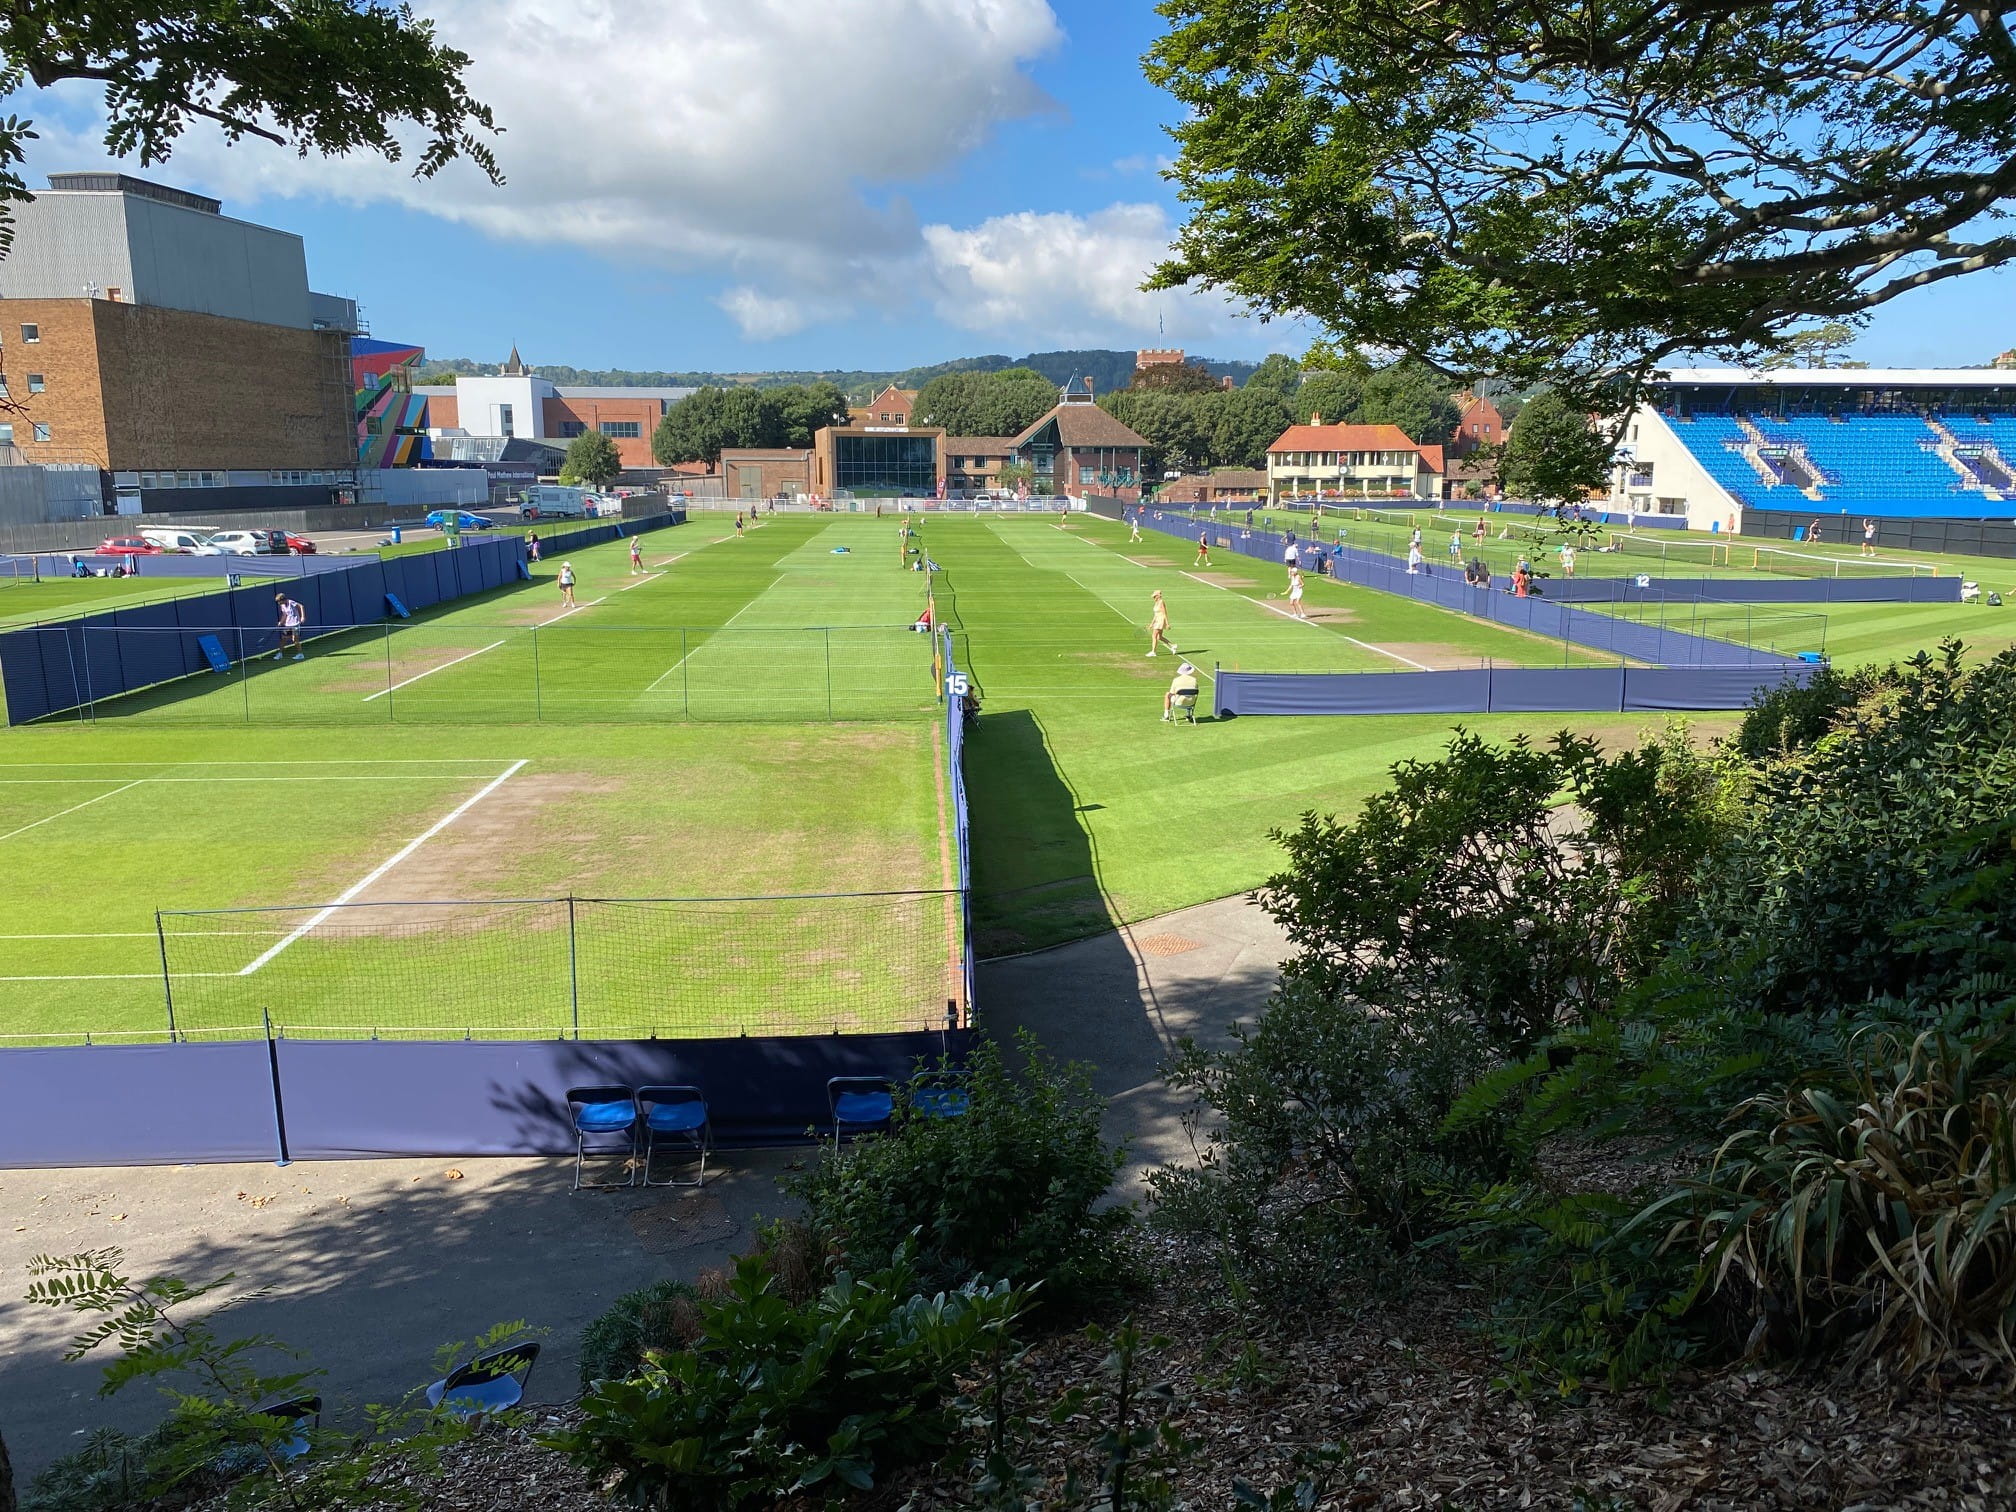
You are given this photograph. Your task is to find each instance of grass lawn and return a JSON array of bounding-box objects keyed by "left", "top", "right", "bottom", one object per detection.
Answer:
[{"left": 16, "top": 509, "right": 1994, "bottom": 1044}]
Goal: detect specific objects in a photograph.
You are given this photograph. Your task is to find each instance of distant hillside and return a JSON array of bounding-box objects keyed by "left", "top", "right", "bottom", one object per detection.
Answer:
[{"left": 425, "top": 349, "right": 1261, "bottom": 399}]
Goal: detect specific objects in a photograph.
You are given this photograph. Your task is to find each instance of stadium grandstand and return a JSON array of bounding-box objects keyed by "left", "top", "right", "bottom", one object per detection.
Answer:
[{"left": 1609, "top": 369, "right": 2016, "bottom": 556}]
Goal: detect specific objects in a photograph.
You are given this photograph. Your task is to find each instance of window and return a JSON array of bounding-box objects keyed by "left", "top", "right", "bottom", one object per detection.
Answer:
[
  {"left": 558, "top": 420, "right": 586, "bottom": 438},
  {"left": 599, "top": 421, "right": 641, "bottom": 438},
  {"left": 31, "top": 422, "right": 49, "bottom": 442},
  {"left": 498, "top": 402, "right": 514, "bottom": 438},
  {"left": 0, "top": 379, "right": 8, "bottom": 399},
  {"left": 20, "top": 324, "right": 38, "bottom": 343},
  {"left": 26, "top": 374, "right": 43, "bottom": 393},
  {"left": 0, "top": 424, "right": 12, "bottom": 445}
]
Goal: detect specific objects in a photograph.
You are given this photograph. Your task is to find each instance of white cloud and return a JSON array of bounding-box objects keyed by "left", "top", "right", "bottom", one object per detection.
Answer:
[
  {"left": 9, "top": 0, "right": 1064, "bottom": 315},
  {"left": 716, "top": 286, "right": 815, "bottom": 340},
  {"left": 922, "top": 201, "right": 1262, "bottom": 346}
]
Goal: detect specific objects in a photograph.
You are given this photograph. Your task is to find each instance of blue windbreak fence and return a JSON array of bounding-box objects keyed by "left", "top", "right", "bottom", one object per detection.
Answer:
[
  {"left": 0, "top": 512, "right": 686, "bottom": 724},
  {"left": 1130, "top": 507, "right": 1815, "bottom": 669},
  {"left": 1214, "top": 663, "right": 1812, "bottom": 717},
  {"left": 0, "top": 1025, "right": 968, "bottom": 1167},
  {"left": 942, "top": 626, "right": 975, "bottom": 1016}
]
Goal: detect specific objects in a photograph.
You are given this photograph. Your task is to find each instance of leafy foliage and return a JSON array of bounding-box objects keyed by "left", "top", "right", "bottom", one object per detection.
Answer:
[
  {"left": 913, "top": 368, "right": 1059, "bottom": 437},
  {"left": 1147, "top": 2, "right": 2016, "bottom": 420},
  {"left": 1129, "top": 359, "right": 1224, "bottom": 395},
  {"left": 558, "top": 429, "right": 622, "bottom": 488},
  {"left": 1686, "top": 1028, "right": 2016, "bottom": 1375},
  {"left": 577, "top": 1279, "right": 702, "bottom": 1390},
  {"left": 21, "top": 1251, "right": 529, "bottom": 1511},
  {"left": 0, "top": 2, "right": 498, "bottom": 256},
  {"left": 1497, "top": 391, "right": 1615, "bottom": 507},
  {"left": 650, "top": 381, "right": 848, "bottom": 465},
  {"left": 790, "top": 1033, "right": 1132, "bottom": 1311},
  {"left": 548, "top": 1253, "right": 1024, "bottom": 1511}
]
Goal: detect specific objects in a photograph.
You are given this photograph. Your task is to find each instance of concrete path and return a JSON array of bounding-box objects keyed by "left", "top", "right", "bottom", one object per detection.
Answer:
[{"left": 0, "top": 893, "right": 1291, "bottom": 1481}]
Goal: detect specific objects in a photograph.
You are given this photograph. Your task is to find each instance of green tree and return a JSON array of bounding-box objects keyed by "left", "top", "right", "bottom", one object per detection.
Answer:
[
  {"left": 651, "top": 386, "right": 784, "bottom": 466},
  {"left": 1100, "top": 388, "right": 1212, "bottom": 471},
  {"left": 1207, "top": 384, "right": 1292, "bottom": 469},
  {"left": 914, "top": 367, "right": 1058, "bottom": 436},
  {"left": 1759, "top": 321, "right": 1865, "bottom": 371},
  {"left": 1146, "top": 3, "right": 2016, "bottom": 427},
  {"left": 416, "top": 370, "right": 458, "bottom": 386},
  {"left": 0, "top": 2, "right": 498, "bottom": 255},
  {"left": 1295, "top": 370, "right": 1364, "bottom": 426},
  {"left": 769, "top": 381, "right": 848, "bottom": 446},
  {"left": 1498, "top": 392, "right": 1615, "bottom": 508},
  {"left": 1130, "top": 359, "right": 1223, "bottom": 395},
  {"left": 1242, "top": 352, "right": 1303, "bottom": 395},
  {"left": 559, "top": 429, "right": 622, "bottom": 489},
  {"left": 1358, "top": 359, "right": 1460, "bottom": 444}
]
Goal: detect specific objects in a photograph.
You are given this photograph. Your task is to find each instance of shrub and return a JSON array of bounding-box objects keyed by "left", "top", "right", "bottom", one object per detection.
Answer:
[
  {"left": 1682, "top": 1027, "right": 2016, "bottom": 1375},
  {"left": 577, "top": 1279, "right": 702, "bottom": 1390},
  {"left": 547, "top": 1251, "right": 1024, "bottom": 1510},
  {"left": 789, "top": 1032, "right": 1130, "bottom": 1310},
  {"left": 1150, "top": 980, "right": 1513, "bottom": 1307}
]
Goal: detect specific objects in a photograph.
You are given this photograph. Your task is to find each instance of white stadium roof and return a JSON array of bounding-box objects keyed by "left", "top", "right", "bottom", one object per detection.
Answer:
[{"left": 1654, "top": 367, "right": 2015, "bottom": 387}]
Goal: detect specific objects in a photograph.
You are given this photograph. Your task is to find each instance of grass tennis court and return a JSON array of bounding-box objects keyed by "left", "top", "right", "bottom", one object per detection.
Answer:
[{"left": 2, "top": 511, "right": 1653, "bottom": 1042}]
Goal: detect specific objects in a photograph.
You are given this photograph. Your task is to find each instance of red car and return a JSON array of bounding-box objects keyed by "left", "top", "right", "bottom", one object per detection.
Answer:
[
  {"left": 98, "top": 537, "right": 163, "bottom": 556},
  {"left": 280, "top": 530, "right": 317, "bottom": 554}
]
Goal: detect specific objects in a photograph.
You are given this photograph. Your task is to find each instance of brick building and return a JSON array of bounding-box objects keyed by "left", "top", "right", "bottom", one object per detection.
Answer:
[
  {"left": 943, "top": 437, "right": 1018, "bottom": 494},
  {"left": 1157, "top": 468, "right": 1266, "bottom": 504},
  {"left": 721, "top": 448, "right": 812, "bottom": 501},
  {"left": 1007, "top": 386, "right": 1151, "bottom": 501},
  {"left": 849, "top": 384, "right": 917, "bottom": 426},
  {"left": 415, "top": 350, "right": 692, "bottom": 471},
  {"left": 1263, "top": 422, "right": 1443, "bottom": 503},
  {"left": 0, "top": 172, "right": 359, "bottom": 514},
  {"left": 1446, "top": 391, "right": 1507, "bottom": 458}
]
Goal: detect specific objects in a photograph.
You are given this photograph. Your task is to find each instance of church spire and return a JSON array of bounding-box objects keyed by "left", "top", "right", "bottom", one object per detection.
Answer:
[{"left": 503, "top": 344, "right": 526, "bottom": 375}]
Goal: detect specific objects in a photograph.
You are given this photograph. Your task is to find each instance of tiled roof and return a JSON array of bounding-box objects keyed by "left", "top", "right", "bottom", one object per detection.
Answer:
[
  {"left": 943, "top": 436, "right": 1020, "bottom": 453},
  {"left": 1267, "top": 423, "right": 1424, "bottom": 454},
  {"left": 1011, "top": 404, "right": 1151, "bottom": 449}
]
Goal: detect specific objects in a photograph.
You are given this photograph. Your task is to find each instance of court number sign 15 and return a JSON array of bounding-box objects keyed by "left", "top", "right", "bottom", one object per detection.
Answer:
[{"left": 947, "top": 673, "right": 971, "bottom": 698}]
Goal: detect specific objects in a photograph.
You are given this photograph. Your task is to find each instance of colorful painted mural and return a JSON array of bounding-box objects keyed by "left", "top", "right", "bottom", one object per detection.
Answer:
[{"left": 350, "top": 337, "right": 433, "bottom": 467}]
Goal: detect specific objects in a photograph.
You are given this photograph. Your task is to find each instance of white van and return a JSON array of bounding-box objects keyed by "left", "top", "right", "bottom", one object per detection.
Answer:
[
  {"left": 140, "top": 529, "right": 226, "bottom": 555},
  {"left": 522, "top": 485, "right": 595, "bottom": 520}
]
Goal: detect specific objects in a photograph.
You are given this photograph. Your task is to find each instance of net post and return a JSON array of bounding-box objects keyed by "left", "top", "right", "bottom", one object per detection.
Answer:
[
  {"left": 825, "top": 627, "right": 833, "bottom": 720},
  {"left": 264, "top": 1008, "right": 292, "bottom": 1167},
  {"left": 681, "top": 628, "right": 690, "bottom": 720},
  {"left": 532, "top": 622, "right": 542, "bottom": 722},
  {"left": 239, "top": 627, "right": 250, "bottom": 722},
  {"left": 381, "top": 620, "right": 392, "bottom": 705},
  {"left": 156, "top": 910, "right": 178, "bottom": 1042},
  {"left": 566, "top": 895, "right": 581, "bottom": 1039}
]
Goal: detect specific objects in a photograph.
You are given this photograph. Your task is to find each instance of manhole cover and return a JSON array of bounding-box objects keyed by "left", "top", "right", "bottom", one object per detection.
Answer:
[
  {"left": 627, "top": 1193, "right": 737, "bottom": 1254},
  {"left": 1134, "top": 933, "right": 1204, "bottom": 957}
]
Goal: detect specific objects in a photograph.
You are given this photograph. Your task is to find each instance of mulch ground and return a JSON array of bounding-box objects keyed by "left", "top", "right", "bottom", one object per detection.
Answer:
[{"left": 188, "top": 1233, "right": 2015, "bottom": 1510}]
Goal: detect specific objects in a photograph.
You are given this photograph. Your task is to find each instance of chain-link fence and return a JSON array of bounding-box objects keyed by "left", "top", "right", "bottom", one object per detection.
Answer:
[{"left": 153, "top": 891, "right": 969, "bottom": 1040}]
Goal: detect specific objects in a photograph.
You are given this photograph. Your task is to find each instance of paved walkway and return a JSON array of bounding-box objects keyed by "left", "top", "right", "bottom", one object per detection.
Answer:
[{"left": 0, "top": 893, "right": 1290, "bottom": 1481}]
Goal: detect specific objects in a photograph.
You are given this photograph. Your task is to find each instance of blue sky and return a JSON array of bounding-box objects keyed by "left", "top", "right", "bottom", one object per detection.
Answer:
[{"left": 5, "top": 0, "right": 2010, "bottom": 374}]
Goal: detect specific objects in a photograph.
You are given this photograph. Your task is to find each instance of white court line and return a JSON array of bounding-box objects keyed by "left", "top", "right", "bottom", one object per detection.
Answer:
[
  {"left": 1179, "top": 570, "right": 1433, "bottom": 670},
  {"left": 0, "top": 776, "right": 503, "bottom": 784},
  {"left": 644, "top": 578, "right": 779, "bottom": 693},
  {"left": 649, "top": 552, "right": 688, "bottom": 568},
  {"left": 542, "top": 595, "right": 607, "bottom": 625},
  {"left": 615, "top": 571, "right": 665, "bottom": 592},
  {"left": 0, "top": 759, "right": 509, "bottom": 767},
  {"left": 362, "top": 639, "right": 508, "bottom": 702},
  {"left": 0, "top": 780, "right": 144, "bottom": 842},
  {"left": 236, "top": 759, "right": 529, "bottom": 975}
]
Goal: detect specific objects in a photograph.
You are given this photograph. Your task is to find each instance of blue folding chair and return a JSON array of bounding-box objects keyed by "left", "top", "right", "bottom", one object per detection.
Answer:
[
  {"left": 827, "top": 1076, "right": 895, "bottom": 1146},
  {"left": 426, "top": 1342, "right": 540, "bottom": 1421},
  {"left": 215, "top": 1393, "right": 320, "bottom": 1474},
  {"left": 909, "top": 1070, "right": 971, "bottom": 1121},
  {"left": 567, "top": 1086, "right": 638, "bottom": 1191},
  {"left": 636, "top": 1085, "right": 711, "bottom": 1188}
]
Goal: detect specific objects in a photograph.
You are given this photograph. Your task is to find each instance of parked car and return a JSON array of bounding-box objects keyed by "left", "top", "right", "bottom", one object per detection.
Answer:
[
  {"left": 98, "top": 536, "right": 163, "bottom": 556},
  {"left": 425, "top": 510, "right": 495, "bottom": 531},
  {"left": 203, "top": 529, "right": 276, "bottom": 555},
  {"left": 280, "top": 530, "right": 318, "bottom": 554},
  {"left": 139, "top": 528, "right": 227, "bottom": 555}
]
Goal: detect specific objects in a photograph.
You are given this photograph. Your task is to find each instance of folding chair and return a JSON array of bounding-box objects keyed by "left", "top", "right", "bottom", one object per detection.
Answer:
[
  {"left": 1167, "top": 689, "right": 1199, "bottom": 726},
  {"left": 636, "top": 1085, "right": 711, "bottom": 1188},
  {"left": 426, "top": 1342, "right": 541, "bottom": 1420},
  {"left": 567, "top": 1086, "right": 638, "bottom": 1191},
  {"left": 827, "top": 1076, "right": 895, "bottom": 1145},
  {"left": 214, "top": 1393, "right": 321, "bottom": 1474},
  {"left": 909, "top": 1070, "right": 971, "bottom": 1121}
]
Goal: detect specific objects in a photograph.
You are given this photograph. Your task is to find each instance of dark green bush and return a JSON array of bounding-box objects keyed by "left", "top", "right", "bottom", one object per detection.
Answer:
[
  {"left": 547, "top": 1251, "right": 1024, "bottom": 1510},
  {"left": 577, "top": 1278, "right": 702, "bottom": 1389},
  {"left": 789, "top": 1031, "right": 1130, "bottom": 1309}
]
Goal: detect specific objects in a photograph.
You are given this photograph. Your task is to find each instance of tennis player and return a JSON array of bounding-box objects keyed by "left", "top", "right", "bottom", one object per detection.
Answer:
[
  {"left": 1287, "top": 567, "right": 1306, "bottom": 618},
  {"left": 1148, "top": 590, "right": 1173, "bottom": 657},
  {"left": 274, "top": 592, "right": 306, "bottom": 661},
  {"left": 558, "top": 560, "right": 577, "bottom": 608},
  {"left": 629, "top": 537, "right": 644, "bottom": 574}
]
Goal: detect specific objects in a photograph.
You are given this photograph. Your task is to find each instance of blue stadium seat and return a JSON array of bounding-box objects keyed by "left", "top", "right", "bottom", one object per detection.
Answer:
[
  {"left": 635, "top": 1085, "right": 711, "bottom": 1188},
  {"left": 827, "top": 1076, "right": 895, "bottom": 1144},
  {"left": 426, "top": 1342, "right": 540, "bottom": 1420},
  {"left": 567, "top": 1085, "right": 637, "bottom": 1191}
]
